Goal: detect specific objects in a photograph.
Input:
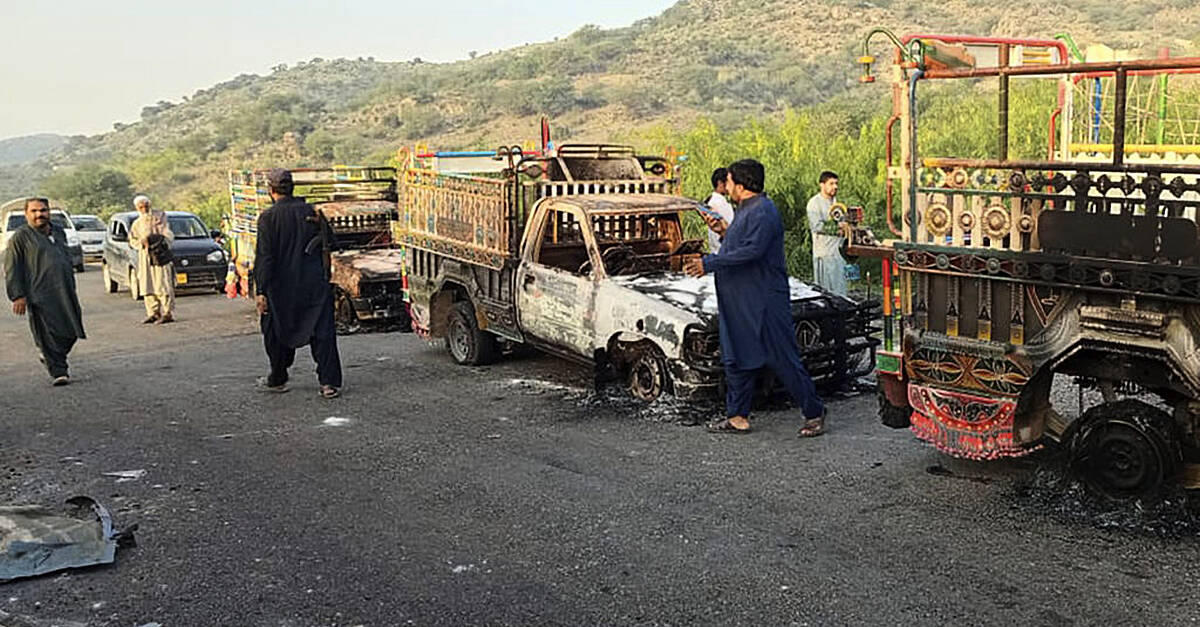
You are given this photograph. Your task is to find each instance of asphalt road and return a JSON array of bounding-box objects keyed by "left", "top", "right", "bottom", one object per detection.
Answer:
[{"left": 3, "top": 264, "right": 1200, "bottom": 626}]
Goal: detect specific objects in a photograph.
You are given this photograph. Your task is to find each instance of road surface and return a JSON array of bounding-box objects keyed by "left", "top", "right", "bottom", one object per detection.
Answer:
[{"left": 2, "top": 264, "right": 1198, "bottom": 626}]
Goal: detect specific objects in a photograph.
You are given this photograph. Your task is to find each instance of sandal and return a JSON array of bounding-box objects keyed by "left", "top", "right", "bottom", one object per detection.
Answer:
[
  {"left": 798, "top": 412, "right": 826, "bottom": 438},
  {"left": 256, "top": 376, "right": 289, "bottom": 393},
  {"left": 319, "top": 385, "right": 341, "bottom": 399},
  {"left": 706, "top": 417, "right": 751, "bottom": 434}
]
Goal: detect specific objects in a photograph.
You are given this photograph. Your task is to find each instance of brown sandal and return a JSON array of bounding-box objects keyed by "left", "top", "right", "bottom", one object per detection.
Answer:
[
  {"left": 707, "top": 417, "right": 751, "bottom": 434},
  {"left": 798, "top": 413, "right": 826, "bottom": 438}
]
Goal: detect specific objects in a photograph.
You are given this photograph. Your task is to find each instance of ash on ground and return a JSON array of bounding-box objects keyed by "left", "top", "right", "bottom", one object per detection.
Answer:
[{"left": 1008, "top": 448, "right": 1200, "bottom": 539}]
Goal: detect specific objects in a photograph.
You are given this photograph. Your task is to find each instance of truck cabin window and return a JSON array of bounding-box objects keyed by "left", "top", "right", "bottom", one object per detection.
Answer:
[
  {"left": 536, "top": 210, "right": 590, "bottom": 274},
  {"left": 591, "top": 213, "right": 682, "bottom": 276}
]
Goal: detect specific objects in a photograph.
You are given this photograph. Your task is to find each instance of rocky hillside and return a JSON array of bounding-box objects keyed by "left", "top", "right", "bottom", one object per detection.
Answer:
[{"left": 8, "top": 0, "right": 1200, "bottom": 211}]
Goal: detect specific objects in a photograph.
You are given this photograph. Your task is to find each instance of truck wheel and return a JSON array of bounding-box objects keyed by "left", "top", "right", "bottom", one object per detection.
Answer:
[
  {"left": 878, "top": 383, "right": 912, "bottom": 429},
  {"left": 627, "top": 346, "right": 670, "bottom": 402},
  {"left": 333, "top": 288, "right": 360, "bottom": 335},
  {"left": 102, "top": 263, "right": 118, "bottom": 294},
  {"left": 1069, "top": 399, "right": 1181, "bottom": 500},
  {"left": 129, "top": 268, "right": 142, "bottom": 301},
  {"left": 446, "top": 300, "right": 498, "bottom": 365}
]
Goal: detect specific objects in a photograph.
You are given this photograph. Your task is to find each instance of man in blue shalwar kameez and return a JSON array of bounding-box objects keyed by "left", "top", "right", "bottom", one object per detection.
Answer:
[{"left": 684, "top": 159, "right": 826, "bottom": 436}]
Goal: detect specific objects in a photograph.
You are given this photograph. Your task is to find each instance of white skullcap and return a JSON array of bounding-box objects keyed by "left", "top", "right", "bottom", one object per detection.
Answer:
[{"left": 133, "top": 195, "right": 151, "bottom": 208}]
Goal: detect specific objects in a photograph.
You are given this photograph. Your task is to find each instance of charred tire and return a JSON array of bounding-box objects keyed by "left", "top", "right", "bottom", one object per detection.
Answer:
[
  {"left": 627, "top": 346, "right": 671, "bottom": 402},
  {"left": 878, "top": 383, "right": 912, "bottom": 429},
  {"left": 1069, "top": 399, "right": 1181, "bottom": 500},
  {"left": 446, "top": 300, "right": 498, "bottom": 366},
  {"left": 102, "top": 263, "right": 118, "bottom": 294},
  {"left": 333, "top": 287, "right": 360, "bottom": 335}
]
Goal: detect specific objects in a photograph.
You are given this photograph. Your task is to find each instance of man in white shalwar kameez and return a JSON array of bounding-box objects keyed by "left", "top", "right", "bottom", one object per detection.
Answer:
[
  {"left": 806, "top": 171, "right": 847, "bottom": 296},
  {"left": 129, "top": 195, "right": 176, "bottom": 324}
]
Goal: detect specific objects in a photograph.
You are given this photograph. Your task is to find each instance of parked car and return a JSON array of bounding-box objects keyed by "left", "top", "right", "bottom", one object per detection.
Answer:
[
  {"left": 69, "top": 214, "right": 106, "bottom": 260},
  {"left": 2, "top": 204, "right": 84, "bottom": 272},
  {"left": 101, "top": 210, "right": 227, "bottom": 299}
]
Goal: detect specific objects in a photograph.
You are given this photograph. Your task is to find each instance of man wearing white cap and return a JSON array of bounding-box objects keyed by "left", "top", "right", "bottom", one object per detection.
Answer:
[{"left": 129, "top": 195, "right": 176, "bottom": 324}]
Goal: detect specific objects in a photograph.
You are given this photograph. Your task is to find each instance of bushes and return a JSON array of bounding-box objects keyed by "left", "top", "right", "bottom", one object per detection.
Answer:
[{"left": 38, "top": 164, "right": 134, "bottom": 216}]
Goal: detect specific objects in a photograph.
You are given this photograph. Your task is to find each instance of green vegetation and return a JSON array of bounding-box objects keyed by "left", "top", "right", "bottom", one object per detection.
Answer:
[
  {"left": 1, "top": 0, "right": 1196, "bottom": 234},
  {"left": 38, "top": 165, "right": 134, "bottom": 217}
]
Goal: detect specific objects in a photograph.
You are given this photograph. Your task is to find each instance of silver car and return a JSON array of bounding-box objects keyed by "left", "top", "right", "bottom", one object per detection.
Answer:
[{"left": 69, "top": 214, "right": 106, "bottom": 260}]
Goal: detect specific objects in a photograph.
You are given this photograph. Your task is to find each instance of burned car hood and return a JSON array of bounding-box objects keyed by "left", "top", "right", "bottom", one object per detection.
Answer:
[
  {"left": 611, "top": 272, "right": 833, "bottom": 323},
  {"left": 331, "top": 249, "right": 404, "bottom": 281}
]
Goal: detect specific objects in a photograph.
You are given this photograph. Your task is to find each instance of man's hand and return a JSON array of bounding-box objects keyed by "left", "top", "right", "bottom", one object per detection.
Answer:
[
  {"left": 255, "top": 295, "right": 268, "bottom": 315},
  {"left": 12, "top": 298, "right": 26, "bottom": 316},
  {"left": 683, "top": 258, "right": 705, "bottom": 278},
  {"left": 702, "top": 213, "right": 728, "bottom": 237}
]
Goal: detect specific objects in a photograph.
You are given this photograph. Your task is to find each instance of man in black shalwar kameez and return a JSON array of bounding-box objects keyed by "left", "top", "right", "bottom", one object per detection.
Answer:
[
  {"left": 5, "top": 197, "right": 86, "bottom": 386},
  {"left": 254, "top": 169, "right": 343, "bottom": 397}
]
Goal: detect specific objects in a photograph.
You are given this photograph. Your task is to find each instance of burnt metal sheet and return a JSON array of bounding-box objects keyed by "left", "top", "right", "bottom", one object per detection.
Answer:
[
  {"left": 330, "top": 249, "right": 403, "bottom": 297},
  {"left": 1038, "top": 211, "right": 1197, "bottom": 261},
  {"left": 0, "top": 497, "right": 123, "bottom": 582}
]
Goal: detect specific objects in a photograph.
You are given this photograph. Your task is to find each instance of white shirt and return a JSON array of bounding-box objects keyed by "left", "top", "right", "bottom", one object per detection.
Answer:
[{"left": 705, "top": 192, "right": 735, "bottom": 254}]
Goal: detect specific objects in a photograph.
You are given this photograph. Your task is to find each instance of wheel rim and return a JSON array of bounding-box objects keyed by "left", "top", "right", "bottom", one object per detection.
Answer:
[
  {"left": 630, "top": 355, "right": 664, "bottom": 401},
  {"left": 1076, "top": 421, "right": 1165, "bottom": 498},
  {"left": 448, "top": 316, "right": 471, "bottom": 362}
]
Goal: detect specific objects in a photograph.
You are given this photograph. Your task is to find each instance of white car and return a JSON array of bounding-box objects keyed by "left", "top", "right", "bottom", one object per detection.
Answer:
[
  {"left": 69, "top": 213, "right": 106, "bottom": 260},
  {"left": 1, "top": 201, "right": 85, "bottom": 272}
]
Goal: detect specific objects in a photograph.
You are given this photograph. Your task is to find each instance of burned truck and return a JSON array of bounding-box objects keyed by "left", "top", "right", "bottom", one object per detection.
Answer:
[
  {"left": 397, "top": 143, "right": 878, "bottom": 401},
  {"left": 855, "top": 31, "right": 1200, "bottom": 496},
  {"left": 227, "top": 166, "right": 409, "bottom": 332}
]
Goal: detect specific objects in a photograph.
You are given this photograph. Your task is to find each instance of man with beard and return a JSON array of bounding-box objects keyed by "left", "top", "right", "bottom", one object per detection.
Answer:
[
  {"left": 254, "top": 169, "right": 343, "bottom": 398},
  {"left": 5, "top": 197, "right": 85, "bottom": 385},
  {"left": 684, "top": 160, "right": 825, "bottom": 436}
]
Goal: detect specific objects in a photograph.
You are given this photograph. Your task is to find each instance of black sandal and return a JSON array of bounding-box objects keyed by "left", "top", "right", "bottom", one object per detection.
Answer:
[
  {"left": 707, "top": 418, "right": 751, "bottom": 434},
  {"left": 798, "top": 412, "right": 826, "bottom": 438}
]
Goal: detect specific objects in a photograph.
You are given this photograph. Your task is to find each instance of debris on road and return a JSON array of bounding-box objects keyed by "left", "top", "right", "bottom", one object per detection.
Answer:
[
  {"left": 0, "top": 496, "right": 134, "bottom": 582},
  {"left": 101, "top": 469, "right": 146, "bottom": 482},
  {"left": 322, "top": 417, "right": 351, "bottom": 427},
  {"left": 0, "top": 609, "right": 86, "bottom": 627}
]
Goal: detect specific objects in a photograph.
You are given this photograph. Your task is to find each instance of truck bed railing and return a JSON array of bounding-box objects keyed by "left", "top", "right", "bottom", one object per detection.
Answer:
[
  {"left": 535, "top": 180, "right": 671, "bottom": 197},
  {"left": 398, "top": 168, "right": 513, "bottom": 269}
]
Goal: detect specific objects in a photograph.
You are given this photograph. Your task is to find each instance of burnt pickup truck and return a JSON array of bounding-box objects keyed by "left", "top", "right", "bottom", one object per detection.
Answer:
[
  {"left": 399, "top": 143, "right": 878, "bottom": 400},
  {"left": 228, "top": 167, "right": 410, "bottom": 332}
]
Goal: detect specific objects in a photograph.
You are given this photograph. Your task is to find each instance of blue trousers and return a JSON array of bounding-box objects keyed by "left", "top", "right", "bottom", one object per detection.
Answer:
[{"left": 724, "top": 340, "right": 824, "bottom": 420}]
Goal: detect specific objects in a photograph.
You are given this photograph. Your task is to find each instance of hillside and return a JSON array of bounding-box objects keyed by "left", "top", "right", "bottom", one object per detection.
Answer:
[
  {"left": 0, "top": 134, "right": 67, "bottom": 167},
  {"left": 7, "top": 0, "right": 1200, "bottom": 215}
]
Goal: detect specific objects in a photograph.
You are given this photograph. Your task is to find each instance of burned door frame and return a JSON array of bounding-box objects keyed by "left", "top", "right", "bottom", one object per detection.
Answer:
[{"left": 515, "top": 200, "right": 603, "bottom": 359}]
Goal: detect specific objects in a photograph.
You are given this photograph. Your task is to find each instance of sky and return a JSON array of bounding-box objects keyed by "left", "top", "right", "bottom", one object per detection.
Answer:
[{"left": 0, "top": 0, "right": 678, "bottom": 141}]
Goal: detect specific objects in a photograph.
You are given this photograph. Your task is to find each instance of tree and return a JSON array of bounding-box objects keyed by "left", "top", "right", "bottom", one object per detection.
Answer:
[{"left": 39, "top": 165, "right": 134, "bottom": 215}]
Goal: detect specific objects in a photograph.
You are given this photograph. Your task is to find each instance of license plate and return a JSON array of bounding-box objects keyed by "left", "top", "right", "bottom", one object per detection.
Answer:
[{"left": 176, "top": 273, "right": 188, "bottom": 285}]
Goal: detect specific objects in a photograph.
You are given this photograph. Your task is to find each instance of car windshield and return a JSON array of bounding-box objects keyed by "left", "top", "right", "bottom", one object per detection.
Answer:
[
  {"left": 72, "top": 216, "right": 105, "bottom": 231},
  {"left": 168, "top": 215, "right": 209, "bottom": 238},
  {"left": 6, "top": 214, "right": 22, "bottom": 230}
]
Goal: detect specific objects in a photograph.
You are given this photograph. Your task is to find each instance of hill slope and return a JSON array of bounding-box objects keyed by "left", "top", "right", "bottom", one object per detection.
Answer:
[{"left": 8, "top": 0, "right": 1200, "bottom": 210}]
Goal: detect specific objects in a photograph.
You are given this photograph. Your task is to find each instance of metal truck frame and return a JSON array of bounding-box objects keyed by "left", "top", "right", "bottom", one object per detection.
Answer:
[
  {"left": 856, "top": 31, "right": 1200, "bottom": 496},
  {"left": 398, "top": 141, "right": 879, "bottom": 402},
  {"left": 227, "top": 166, "right": 410, "bottom": 332}
]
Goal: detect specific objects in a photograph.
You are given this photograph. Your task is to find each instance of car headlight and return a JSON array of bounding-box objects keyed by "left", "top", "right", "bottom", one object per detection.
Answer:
[
  {"left": 206, "top": 250, "right": 225, "bottom": 264},
  {"left": 67, "top": 233, "right": 80, "bottom": 247}
]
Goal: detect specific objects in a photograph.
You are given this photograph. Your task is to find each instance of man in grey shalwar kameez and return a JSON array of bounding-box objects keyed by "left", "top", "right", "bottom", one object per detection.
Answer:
[
  {"left": 5, "top": 198, "right": 85, "bottom": 385},
  {"left": 806, "top": 170, "right": 847, "bottom": 296}
]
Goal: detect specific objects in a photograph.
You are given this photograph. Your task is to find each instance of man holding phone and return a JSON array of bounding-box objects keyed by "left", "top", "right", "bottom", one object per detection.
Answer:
[{"left": 684, "top": 160, "right": 826, "bottom": 437}]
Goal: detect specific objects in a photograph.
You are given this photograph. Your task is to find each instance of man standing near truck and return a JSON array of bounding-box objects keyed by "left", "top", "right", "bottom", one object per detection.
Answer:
[
  {"left": 254, "top": 168, "right": 343, "bottom": 398},
  {"left": 684, "top": 160, "right": 826, "bottom": 436},
  {"left": 806, "top": 171, "right": 847, "bottom": 296},
  {"left": 5, "top": 197, "right": 85, "bottom": 386}
]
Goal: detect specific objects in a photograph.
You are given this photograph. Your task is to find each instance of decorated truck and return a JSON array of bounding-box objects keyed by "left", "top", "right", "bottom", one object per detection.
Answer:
[
  {"left": 396, "top": 141, "right": 879, "bottom": 401},
  {"left": 853, "top": 30, "right": 1200, "bottom": 496},
  {"left": 226, "top": 166, "right": 409, "bottom": 332}
]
